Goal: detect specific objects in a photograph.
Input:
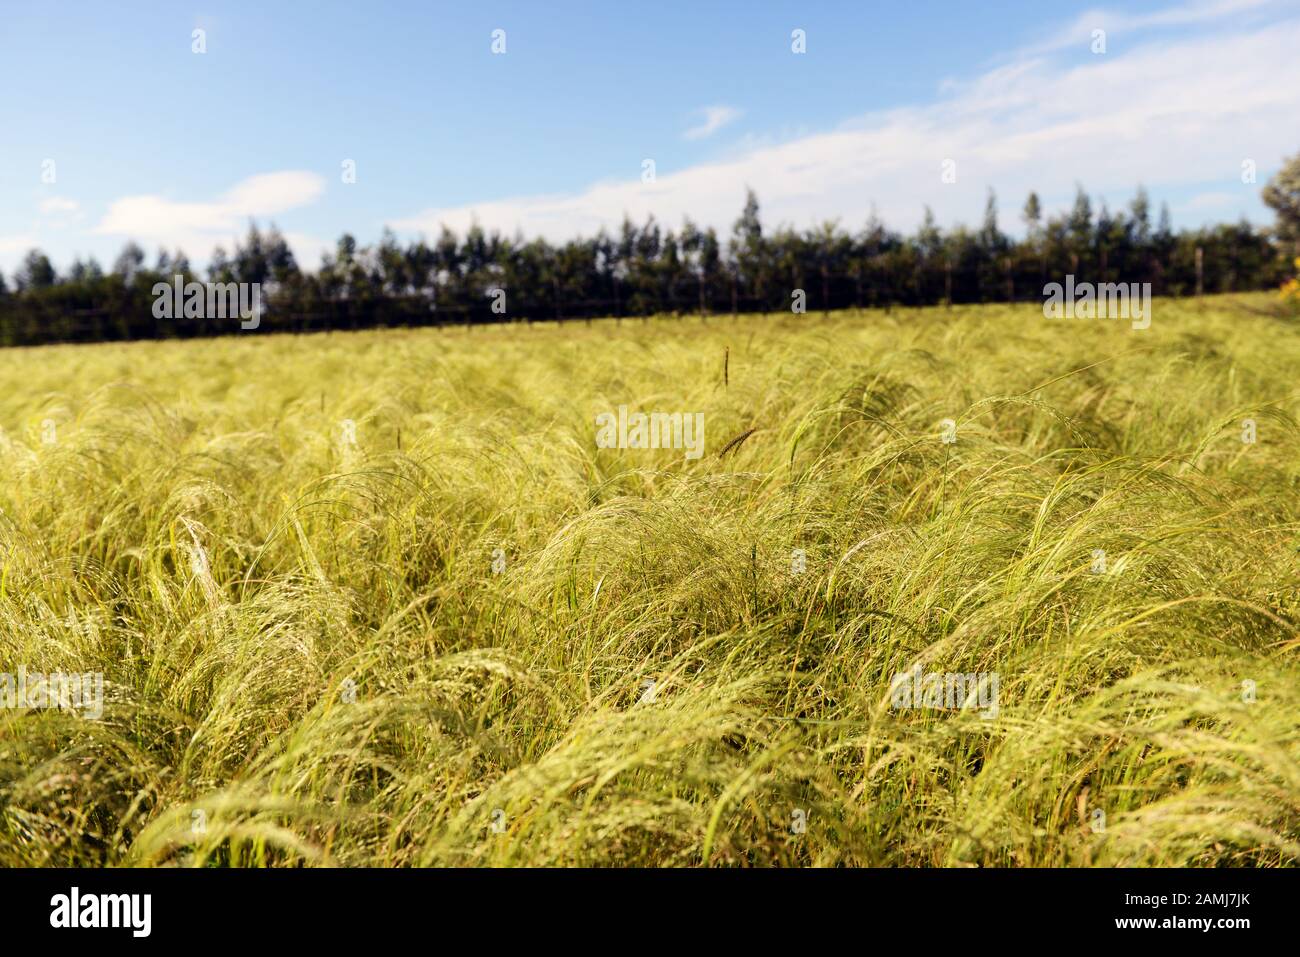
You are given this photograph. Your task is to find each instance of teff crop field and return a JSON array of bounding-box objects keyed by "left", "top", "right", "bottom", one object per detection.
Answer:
[{"left": 1, "top": 294, "right": 1297, "bottom": 868}]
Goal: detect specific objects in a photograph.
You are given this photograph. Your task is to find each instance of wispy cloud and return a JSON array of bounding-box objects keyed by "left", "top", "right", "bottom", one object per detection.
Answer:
[
  {"left": 393, "top": 10, "right": 1298, "bottom": 242},
  {"left": 1182, "top": 192, "right": 1234, "bottom": 210},
  {"left": 1017, "top": 0, "right": 1281, "bottom": 56},
  {"left": 94, "top": 171, "right": 326, "bottom": 255},
  {"left": 39, "top": 197, "right": 80, "bottom": 216},
  {"left": 0, "top": 235, "right": 38, "bottom": 258},
  {"left": 683, "top": 105, "right": 741, "bottom": 141}
]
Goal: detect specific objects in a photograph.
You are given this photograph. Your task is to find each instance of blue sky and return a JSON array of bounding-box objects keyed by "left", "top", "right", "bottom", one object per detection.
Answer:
[{"left": 2, "top": 0, "right": 1298, "bottom": 273}]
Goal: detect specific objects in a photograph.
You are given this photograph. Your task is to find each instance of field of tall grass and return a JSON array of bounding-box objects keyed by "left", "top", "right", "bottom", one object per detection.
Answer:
[{"left": 0, "top": 293, "right": 1297, "bottom": 867}]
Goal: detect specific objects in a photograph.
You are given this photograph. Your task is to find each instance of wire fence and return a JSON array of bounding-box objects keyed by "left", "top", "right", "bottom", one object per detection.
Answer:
[{"left": 0, "top": 249, "right": 1289, "bottom": 347}]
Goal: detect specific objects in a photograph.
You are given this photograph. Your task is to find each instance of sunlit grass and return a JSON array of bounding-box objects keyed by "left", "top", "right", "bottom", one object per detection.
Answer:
[{"left": 0, "top": 293, "right": 1297, "bottom": 867}]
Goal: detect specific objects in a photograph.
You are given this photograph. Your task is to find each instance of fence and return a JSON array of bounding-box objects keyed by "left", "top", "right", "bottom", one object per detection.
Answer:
[{"left": 0, "top": 246, "right": 1288, "bottom": 348}]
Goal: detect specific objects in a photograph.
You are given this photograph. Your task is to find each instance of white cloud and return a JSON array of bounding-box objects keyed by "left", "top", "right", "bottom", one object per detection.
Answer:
[
  {"left": 39, "top": 197, "right": 80, "bottom": 216},
  {"left": 94, "top": 170, "right": 326, "bottom": 257},
  {"left": 1181, "top": 192, "right": 1234, "bottom": 210},
  {"left": 392, "top": 13, "right": 1299, "bottom": 243},
  {"left": 684, "top": 105, "right": 741, "bottom": 141},
  {"left": 223, "top": 172, "right": 326, "bottom": 216},
  {"left": 0, "top": 235, "right": 38, "bottom": 256},
  {"left": 283, "top": 231, "right": 336, "bottom": 270},
  {"left": 1018, "top": 0, "right": 1281, "bottom": 57}
]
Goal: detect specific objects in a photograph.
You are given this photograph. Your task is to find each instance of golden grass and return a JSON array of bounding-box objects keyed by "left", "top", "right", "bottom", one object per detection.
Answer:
[{"left": 0, "top": 293, "right": 1296, "bottom": 866}]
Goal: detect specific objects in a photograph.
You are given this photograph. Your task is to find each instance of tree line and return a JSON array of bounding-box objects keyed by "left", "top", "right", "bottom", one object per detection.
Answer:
[{"left": 2, "top": 170, "right": 1298, "bottom": 346}]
